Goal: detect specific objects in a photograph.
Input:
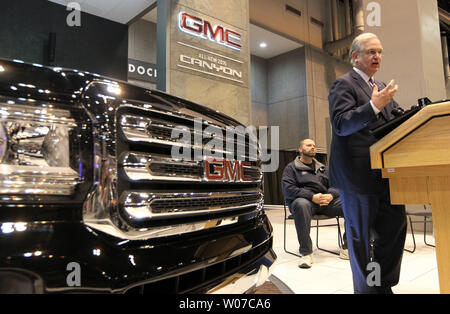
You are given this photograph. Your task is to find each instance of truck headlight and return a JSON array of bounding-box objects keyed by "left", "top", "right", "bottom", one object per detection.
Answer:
[{"left": 0, "top": 103, "right": 81, "bottom": 195}]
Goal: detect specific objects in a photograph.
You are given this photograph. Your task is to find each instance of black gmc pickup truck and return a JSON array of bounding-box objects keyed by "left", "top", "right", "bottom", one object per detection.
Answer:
[{"left": 0, "top": 58, "right": 275, "bottom": 294}]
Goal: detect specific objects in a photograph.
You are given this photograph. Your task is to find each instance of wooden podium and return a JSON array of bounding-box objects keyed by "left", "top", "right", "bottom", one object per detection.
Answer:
[{"left": 370, "top": 100, "right": 450, "bottom": 294}]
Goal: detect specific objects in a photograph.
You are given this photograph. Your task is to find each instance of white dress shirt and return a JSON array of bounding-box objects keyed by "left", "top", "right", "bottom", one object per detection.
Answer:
[{"left": 353, "top": 67, "right": 381, "bottom": 115}]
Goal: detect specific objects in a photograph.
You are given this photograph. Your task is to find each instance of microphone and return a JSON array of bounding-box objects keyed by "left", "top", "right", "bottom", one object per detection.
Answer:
[
  {"left": 372, "top": 106, "right": 420, "bottom": 139},
  {"left": 372, "top": 97, "right": 441, "bottom": 140},
  {"left": 391, "top": 107, "right": 405, "bottom": 117}
]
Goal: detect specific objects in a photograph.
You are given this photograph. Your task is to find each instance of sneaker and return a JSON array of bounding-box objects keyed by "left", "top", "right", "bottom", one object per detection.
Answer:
[
  {"left": 298, "top": 254, "right": 313, "bottom": 269},
  {"left": 339, "top": 248, "right": 349, "bottom": 260}
]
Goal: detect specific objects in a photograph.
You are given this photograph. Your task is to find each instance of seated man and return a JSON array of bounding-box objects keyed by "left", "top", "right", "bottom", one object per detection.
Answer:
[{"left": 282, "top": 138, "right": 348, "bottom": 268}]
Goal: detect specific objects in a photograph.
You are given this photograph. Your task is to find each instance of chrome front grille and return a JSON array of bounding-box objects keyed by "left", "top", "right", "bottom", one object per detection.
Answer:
[
  {"left": 119, "top": 109, "right": 258, "bottom": 159},
  {"left": 121, "top": 152, "right": 262, "bottom": 182},
  {"left": 121, "top": 153, "right": 203, "bottom": 181},
  {"left": 121, "top": 191, "right": 262, "bottom": 220},
  {"left": 116, "top": 103, "right": 263, "bottom": 236},
  {"left": 120, "top": 114, "right": 183, "bottom": 147}
]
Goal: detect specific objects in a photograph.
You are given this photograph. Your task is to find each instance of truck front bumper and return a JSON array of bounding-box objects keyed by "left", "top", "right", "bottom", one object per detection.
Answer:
[
  {"left": 206, "top": 248, "right": 276, "bottom": 294},
  {"left": 0, "top": 213, "right": 275, "bottom": 293}
]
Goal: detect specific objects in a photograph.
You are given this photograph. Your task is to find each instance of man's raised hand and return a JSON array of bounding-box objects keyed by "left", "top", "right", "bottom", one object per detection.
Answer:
[{"left": 372, "top": 79, "right": 399, "bottom": 110}]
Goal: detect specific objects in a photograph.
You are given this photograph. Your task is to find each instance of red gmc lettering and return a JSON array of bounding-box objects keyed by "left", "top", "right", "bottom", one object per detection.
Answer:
[
  {"left": 181, "top": 12, "right": 202, "bottom": 33},
  {"left": 179, "top": 12, "right": 242, "bottom": 50},
  {"left": 240, "top": 161, "right": 251, "bottom": 181},
  {"left": 224, "top": 160, "right": 239, "bottom": 181},
  {"left": 205, "top": 159, "right": 223, "bottom": 180},
  {"left": 205, "top": 159, "right": 251, "bottom": 181},
  {"left": 203, "top": 21, "right": 224, "bottom": 42},
  {"left": 225, "top": 29, "right": 241, "bottom": 50}
]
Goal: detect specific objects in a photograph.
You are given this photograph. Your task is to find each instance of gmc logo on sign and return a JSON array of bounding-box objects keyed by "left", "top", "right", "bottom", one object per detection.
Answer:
[
  {"left": 178, "top": 12, "right": 242, "bottom": 51},
  {"left": 204, "top": 158, "right": 251, "bottom": 182}
]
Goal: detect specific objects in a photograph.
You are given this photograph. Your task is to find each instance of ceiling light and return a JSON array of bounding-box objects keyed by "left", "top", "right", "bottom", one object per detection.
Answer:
[
  {"left": 259, "top": 42, "right": 267, "bottom": 48},
  {"left": 0, "top": 66, "right": 4, "bottom": 72}
]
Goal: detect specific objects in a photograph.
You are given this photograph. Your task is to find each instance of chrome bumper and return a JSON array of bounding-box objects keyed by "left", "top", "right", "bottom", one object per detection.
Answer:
[{"left": 207, "top": 248, "right": 277, "bottom": 294}]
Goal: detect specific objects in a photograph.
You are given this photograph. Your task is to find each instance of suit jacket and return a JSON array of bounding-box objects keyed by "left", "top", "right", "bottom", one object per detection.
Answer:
[{"left": 328, "top": 69, "right": 401, "bottom": 194}]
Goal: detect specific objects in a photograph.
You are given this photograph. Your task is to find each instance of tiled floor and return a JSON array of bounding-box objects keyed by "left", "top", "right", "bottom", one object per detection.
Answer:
[{"left": 264, "top": 206, "right": 440, "bottom": 294}]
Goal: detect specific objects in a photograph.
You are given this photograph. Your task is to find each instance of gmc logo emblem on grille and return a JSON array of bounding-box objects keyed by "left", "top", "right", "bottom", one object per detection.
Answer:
[
  {"left": 178, "top": 12, "right": 242, "bottom": 51},
  {"left": 204, "top": 158, "right": 251, "bottom": 182}
]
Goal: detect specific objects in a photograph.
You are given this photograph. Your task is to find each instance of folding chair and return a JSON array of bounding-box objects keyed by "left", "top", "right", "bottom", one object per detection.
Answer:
[
  {"left": 404, "top": 205, "right": 435, "bottom": 253},
  {"left": 283, "top": 202, "right": 344, "bottom": 257}
]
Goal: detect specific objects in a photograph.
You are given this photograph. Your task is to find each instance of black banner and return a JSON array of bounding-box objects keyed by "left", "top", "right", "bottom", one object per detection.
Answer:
[{"left": 128, "top": 58, "right": 158, "bottom": 83}]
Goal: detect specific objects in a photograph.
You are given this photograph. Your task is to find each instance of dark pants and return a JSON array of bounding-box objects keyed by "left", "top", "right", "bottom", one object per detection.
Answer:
[
  {"left": 288, "top": 196, "right": 347, "bottom": 256},
  {"left": 339, "top": 186, "right": 407, "bottom": 294}
]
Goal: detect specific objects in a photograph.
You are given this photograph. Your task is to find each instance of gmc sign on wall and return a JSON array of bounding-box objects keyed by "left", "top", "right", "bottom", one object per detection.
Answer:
[
  {"left": 174, "top": 9, "right": 247, "bottom": 87},
  {"left": 178, "top": 12, "right": 242, "bottom": 51}
]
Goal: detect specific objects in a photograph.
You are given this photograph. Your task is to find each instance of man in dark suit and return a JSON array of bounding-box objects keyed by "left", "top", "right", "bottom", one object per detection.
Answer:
[{"left": 328, "top": 33, "right": 407, "bottom": 294}]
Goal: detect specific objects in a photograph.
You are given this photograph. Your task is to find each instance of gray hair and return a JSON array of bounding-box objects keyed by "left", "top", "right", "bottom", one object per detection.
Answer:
[{"left": 349, "top": 33, "right": 379, "bottom": 66}]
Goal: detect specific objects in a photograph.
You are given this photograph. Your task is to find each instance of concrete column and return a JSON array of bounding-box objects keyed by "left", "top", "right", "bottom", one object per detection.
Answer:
[
  {"left": 156, "top": 0, "right": 252, "bottom": 126},
  {"left": 304, "top": 46, "right": 351, "bottom": 154},
  {"left": 362, "top": 0, "right": 446, "bottom": 108}
]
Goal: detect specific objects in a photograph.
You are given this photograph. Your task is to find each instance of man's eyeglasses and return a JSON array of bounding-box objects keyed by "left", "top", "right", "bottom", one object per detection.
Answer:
[{"left": 363, "top": 49, "right": 383, "bottom": 57}]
